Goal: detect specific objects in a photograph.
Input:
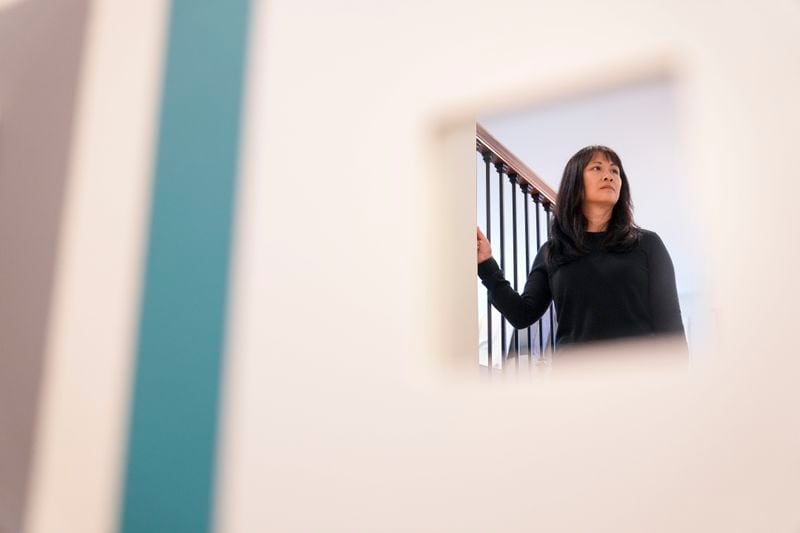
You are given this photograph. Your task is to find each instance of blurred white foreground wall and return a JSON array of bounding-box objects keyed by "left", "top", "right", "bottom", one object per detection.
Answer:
[
  {"left": 217, "top": 1, "right": 800, "bottom": 531},
  {"left": 25, "top": 0, "right": 800, "bottom": 531}
]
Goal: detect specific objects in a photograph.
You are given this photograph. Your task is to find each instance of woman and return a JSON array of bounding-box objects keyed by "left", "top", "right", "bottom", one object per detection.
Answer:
[{"left": 477, "top": 145, "right": 686, "bottom": 351}]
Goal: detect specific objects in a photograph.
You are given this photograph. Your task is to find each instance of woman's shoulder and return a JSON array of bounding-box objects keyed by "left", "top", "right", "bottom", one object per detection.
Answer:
[
  {"left": 637, "top": 228, "right": 665, "bottom": 246},
  {"left": 532, "top": 239, "right": 552, "bottom": 262},
  {"left": 635, "top": 228, "right": 671, "bottom": 258}
]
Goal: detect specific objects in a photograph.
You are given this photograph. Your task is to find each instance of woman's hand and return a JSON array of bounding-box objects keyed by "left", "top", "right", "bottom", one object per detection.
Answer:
[{"left": 477, "top": 227, "right": 493, "bottom": 263}]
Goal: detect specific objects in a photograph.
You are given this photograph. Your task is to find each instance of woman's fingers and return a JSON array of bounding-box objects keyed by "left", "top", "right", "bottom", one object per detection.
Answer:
[
  {"left": 477, "top": 227, "right": 490, "bottom": 247},
  {"left": 477, "top": 226, "right": 492, "bottom": 263}
]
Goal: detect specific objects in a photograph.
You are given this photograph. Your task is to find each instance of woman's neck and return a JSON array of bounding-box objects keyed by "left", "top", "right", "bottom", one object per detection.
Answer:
[{"left": 583, "top": 204, "right": 613, "bottom": 232}]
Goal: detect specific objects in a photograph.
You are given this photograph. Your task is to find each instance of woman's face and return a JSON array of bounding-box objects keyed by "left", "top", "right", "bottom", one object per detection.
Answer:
[{"left": 582, "top": 152, "right": 622, "bottom": 208}]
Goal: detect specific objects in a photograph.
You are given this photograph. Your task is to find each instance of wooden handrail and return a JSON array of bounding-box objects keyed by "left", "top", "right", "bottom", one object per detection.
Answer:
[{"left": 476, "top": 123, "right": 558, "bottom": 206}]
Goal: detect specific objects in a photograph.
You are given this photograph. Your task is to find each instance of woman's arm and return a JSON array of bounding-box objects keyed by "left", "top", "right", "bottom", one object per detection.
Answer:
[
  {"left": 643, "top": 231, "right": 687, "bottom": 339},
  {"left": 477, "top": 243, "right": 552, "bottom": 330}
]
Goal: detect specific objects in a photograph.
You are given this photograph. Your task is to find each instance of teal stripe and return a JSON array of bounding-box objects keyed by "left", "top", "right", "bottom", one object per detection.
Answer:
[{"left": 120, "top": 2, "right": 251, "bottom": 532}]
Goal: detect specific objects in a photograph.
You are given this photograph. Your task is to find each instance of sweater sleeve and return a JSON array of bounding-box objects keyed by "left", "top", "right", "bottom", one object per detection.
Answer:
[
  {"left": 477, "top": 243, "right": 552, "bottom": 329},
  {"left": 643, "top": 231, "right": 686, "bottom": 338}
]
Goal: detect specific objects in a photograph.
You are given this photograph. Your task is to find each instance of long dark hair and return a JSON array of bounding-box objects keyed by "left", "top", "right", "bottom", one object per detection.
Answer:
[{"left": 546, "top": 145, "right": 640, "bottom": 269}]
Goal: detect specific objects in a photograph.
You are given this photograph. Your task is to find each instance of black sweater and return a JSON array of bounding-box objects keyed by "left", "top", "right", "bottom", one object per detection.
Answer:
[{"left": 478, "top": 229, "right": 686, "bottom": 349}]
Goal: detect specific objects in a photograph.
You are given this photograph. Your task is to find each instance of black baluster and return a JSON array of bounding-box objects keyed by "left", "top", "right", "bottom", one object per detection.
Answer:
[
  {"left": 495, "top": 162, "right": 507, "bottom": 368},
  {"left": 482, "top": 151, "right": 493, "bottom": 374},
  {"left": 523, "top": 185, "right": 532, "bottom": 364},
  {"left": 534, "top": 193, "right": 544, "bottom": 359},
  {"left": 508, "top": 172, "right": 520, "bottom": 372},
  {"left": 544, "top": 201, "right": 555, "bottom": 354}
]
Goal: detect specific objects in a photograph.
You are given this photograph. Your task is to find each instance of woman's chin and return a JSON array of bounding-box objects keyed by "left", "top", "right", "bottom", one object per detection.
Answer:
[{"left": 588, "top": 198, "right": 617, "bottom": 208}]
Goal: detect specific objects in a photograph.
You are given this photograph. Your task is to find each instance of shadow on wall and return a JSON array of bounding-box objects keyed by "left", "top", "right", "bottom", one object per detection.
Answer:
[{"left": 0, "top": 1, "right": 90, "bottom": 532}]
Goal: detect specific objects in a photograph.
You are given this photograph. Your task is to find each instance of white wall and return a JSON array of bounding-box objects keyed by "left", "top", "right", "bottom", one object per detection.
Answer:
[{"left": 216, "top": 0, "right": 800, "bottom": 531}]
